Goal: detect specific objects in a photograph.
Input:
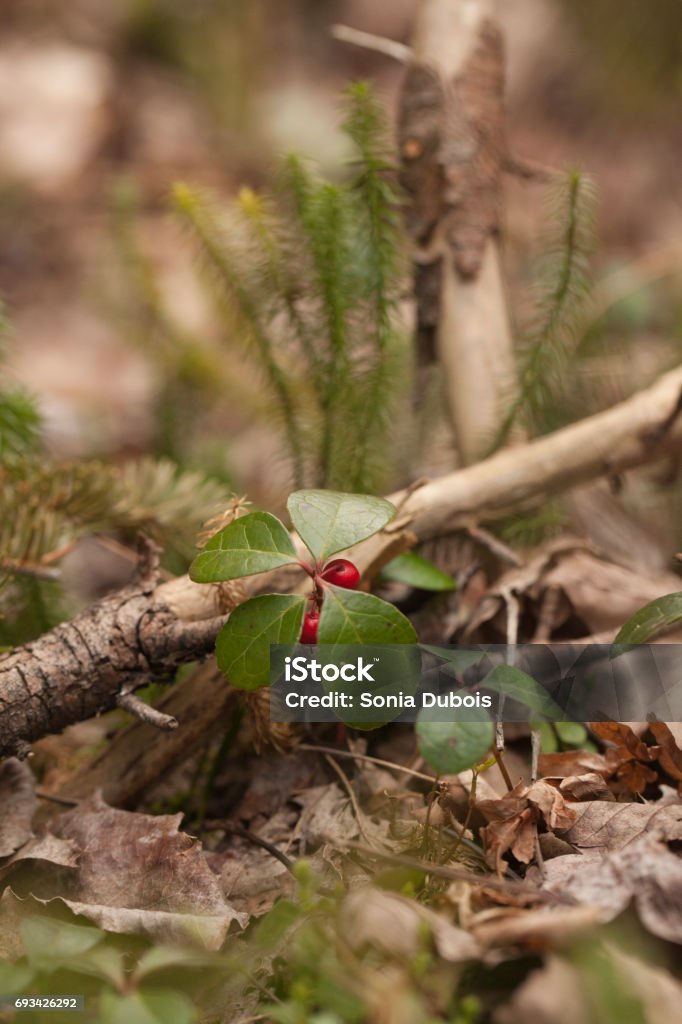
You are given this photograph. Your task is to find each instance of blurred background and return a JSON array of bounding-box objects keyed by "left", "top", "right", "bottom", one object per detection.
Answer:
[{"left": 2, "top": 0, "right": 682, "bottom": 510}]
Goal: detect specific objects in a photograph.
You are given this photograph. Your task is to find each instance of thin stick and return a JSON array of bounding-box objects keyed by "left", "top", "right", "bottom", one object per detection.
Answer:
[
  {"left": 530, "top": 727, "right": 545, "bottom": 877},
  {"left": 446, "top": 766, "right": 481, "bottom": 860},
  {"left": 331, "top": 23, "right": 411, "bottom": 63},
  {"left": 466, "top": 523, "right": 522, "bottom": 567},
  {"left": 299, "top": 743, "right": 436, "bottom": 783},
  {"left": 532, "top": 584, "right": 561, "bottom": 642},
  {"left": 324, "top": 753, "right": 373, "bottom": 845},
  {"left": 203, "top": 820, "right": 295, "bottom": 874},
  {"left": 36, "top": 789, "right": 79, "bottom": 807},
  {"left": 0, "top": 560, "right": 61, "bottom": 582},
  {"left": 530, "top": 730, "right": 541, "bottom": 784},
  {"left": 491, "top": 747, "right": 514, "bottom": 791},
  {"left": 339, "top": 839, "right": 549, "bottom": 897},
  {"left": 117, "top": 692, "right": 178, "bottom": 731}
]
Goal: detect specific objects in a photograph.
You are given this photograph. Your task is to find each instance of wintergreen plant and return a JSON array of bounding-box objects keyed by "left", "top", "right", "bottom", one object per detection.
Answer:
[{"left": 189, "top": 489, "right": 417, "bottom": 691}]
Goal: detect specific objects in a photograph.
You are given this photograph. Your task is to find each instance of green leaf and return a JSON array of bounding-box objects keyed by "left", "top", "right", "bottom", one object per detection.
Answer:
[
  {"left": 318, "top": 585, "right": 416, "bottom": 644},
  {"left": 216, "top": 594, "right": 306, "bottom": 690},
  {"left": 287, "top": 490, "right": 395, "bottom": 563},
  {"left": 255, "top": 899, "right": 303, "bottom": 949},
  {"left": 555, "top": 721, "right": 589, "bottom": 746},
  {"left": 379, "top": 552, "right": 455, "bottom": 591},
  {"left": 483, "top": 664, "right": 564, "bottom": 720},
  {"left": 416, "top": 713, "right": 493, "bottom": 775},
  {"left": 189, "top": 511, "right": 297, "bottom": 582},
  {"left": 0, "top": 961, "right": 34, "bottom": 995},
  {"left": 614, "top": 592, "right": 682, "bottom": 646},
  {"left": 100, "top": 990, "right": 194, "bottom": 1024},
  {"left": 20, "top": 916, "right": 103, "bottom": 962},
  {"left": 135, "top": 947, "right": 219, "bottom": 981},
  {"left": 420, "top": 646, "right": 487, "bottom": 672}
]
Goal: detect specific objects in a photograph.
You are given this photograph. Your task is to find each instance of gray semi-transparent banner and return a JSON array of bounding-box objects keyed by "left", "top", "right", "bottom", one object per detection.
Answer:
[{"left": 269, "top": 643, "right": 682, "bottom": 724}]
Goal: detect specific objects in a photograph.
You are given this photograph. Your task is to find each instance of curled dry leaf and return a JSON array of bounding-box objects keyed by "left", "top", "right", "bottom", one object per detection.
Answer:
[
  {"left": 7, "top": 793, "right": 247, "bottom": 949},
  {"left": 648, "top": 721, "right": 682, "bottom": 793},
  {"left": 0, "top": 833, "right": 78, "bottom": 886},
  {"left": 477, "top": 781, "right": 576, "bottom": 873},
  {"left": 558, "top": 772, "right": 614, "bottom": 802},
  {"left": 589, "top": 721, "right": 659, "bottom": 796},
  {"left": 0, "top": 759, "right": 38, "bottom": 858}
]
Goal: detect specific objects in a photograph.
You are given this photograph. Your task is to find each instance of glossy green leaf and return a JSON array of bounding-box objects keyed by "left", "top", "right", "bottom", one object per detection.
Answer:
[
  {"left": 614, "top": 592, "right": 682, "bottom": 647},
  {"left": 380, "top": 552, "right": 455, "bottom": 591},
  {"left": 216, "top": 594, "right": 306, "bottom": 690},
  {"left": 189, "top": 511, "right": 297, "bottom": 583},
  {"left": 318, "top": 585, "right": 416, "bottom": 644},
  {"left": 287, "top": 489, "right": 395, "bottom": 563},
  {"left": 483, "top": 664, "right": 564, "bottom": 720},
  {"left": 416, "top": 713, "right": 493, "bottom": 775}
]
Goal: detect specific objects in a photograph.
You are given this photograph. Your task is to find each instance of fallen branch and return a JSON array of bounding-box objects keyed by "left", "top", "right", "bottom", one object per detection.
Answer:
[
  {"left": 3, "top": 366, "right": 682, "bottom": 759},
  {"left": 399, "top": 0, "right": 519, "bottom": 462}
]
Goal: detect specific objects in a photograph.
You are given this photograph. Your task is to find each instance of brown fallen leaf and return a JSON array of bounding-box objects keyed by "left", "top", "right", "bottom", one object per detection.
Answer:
[
  {"left": 339, "top": 888, "right": 481, "bottom": 963},
  {"left": 538, "top": 750, "right": 609, "bottom": 779},
  {"left": 648, "top": 721, "right": 682, "bottom": 792},
  {"left": 590, "top": 721, "right": 659, "bottom": 796},
  {"left": 557, "top": 799, "right": 682, "bottom": 850},
  {"left": 478, "top": 781, "right": 576, "bottom": 873},
  {"left": 0, "top": 833, "right": 78, "bottom": 885},
  {"left": 539, "top": 831, "right": 682, "bottom": 943},
  {"left": 492, "top": 954, "right": 591, "bottom": 1024},
  {"left": 9, "top": 793, "right": 247, "bottom": 949},
  {"left": 0, "top": 759, "right": 37, "bottom": 858},
  {"left": 473, "top": 905, "right": 600, "bottom": 951},
  {"left": 464, "top": 540, "right": 682, "bottom": 640},
  {"left": 558, "top": 772, "right": 614, "bottom": 802}
]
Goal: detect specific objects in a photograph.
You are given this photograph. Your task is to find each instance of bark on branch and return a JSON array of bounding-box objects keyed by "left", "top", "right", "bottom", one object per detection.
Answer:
[{"left": 3, "top": 365, "right": 682, "bottom": 759}]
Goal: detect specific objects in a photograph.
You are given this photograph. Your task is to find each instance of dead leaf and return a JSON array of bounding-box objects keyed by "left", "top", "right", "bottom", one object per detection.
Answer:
[
  {"left": 465, "top": 540, "right": 682, "bottom": 640},
  {"left": 538, "top": 750, "right": 610, "bottom": 778},
  {"left": 492, "top": 955, "right": 591, "bottom": 1024},
  {"left": 218, "top": 809, "right": 295, "bottom": 918},
  {"left": 12, "top": 793, "right": 246, "bottom": 949},
  {"left": 473, "top": 906, "right": 600, "bottom": 951},
  {"left": 558, "top": 773, "right": 614, "bottom": 802},
  {"left": 558, "top": 799, "right": 682, "bottom": 850},
  {"left": 648, "top": 721, "right": 682, "bottom": 791},
  {"left": 0, "top": 833, "right": 78, "bottom": 884},
  {"left": 0, "top": 759, "right": 37, "bottom": 857},
  {"left": 540, "top": 831, "right": 682, "bottom": 943},
  {"left": 477, "top": 781, "right": 576, "bottom": 872},
  {"left": 340, "top": 888, "right": 480, "bottom": 962}
]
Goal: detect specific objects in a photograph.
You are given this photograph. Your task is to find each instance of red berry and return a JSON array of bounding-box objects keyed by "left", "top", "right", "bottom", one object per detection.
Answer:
[
  {"left": 300, "top": 610, "right": 320, "bottom": 644},
  {"left": 320, "top": 558, "right": 360, "bottom": 590}
]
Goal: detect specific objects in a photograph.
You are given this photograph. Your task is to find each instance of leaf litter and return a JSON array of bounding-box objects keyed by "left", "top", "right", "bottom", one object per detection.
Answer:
[{"left": 1, "top": 707, "right": 682, "bottom": 1020}]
